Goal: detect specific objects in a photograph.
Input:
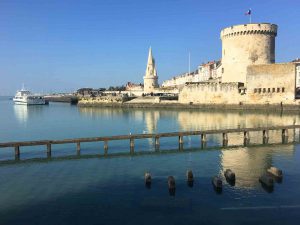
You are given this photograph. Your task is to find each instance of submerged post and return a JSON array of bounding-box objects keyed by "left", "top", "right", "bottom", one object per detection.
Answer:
[
  {"left": 263, "top": 130, "right": 269, "bottom": 144},
  {"left": 14, "top": 145, "right": 20, "bottom": 160},
  {"left": 155, "top": 136, "right": 160, "bottom": 150},
  {"left": 130, "top": 138, "right": 134, "bottom": 153},
  {"left": 282, "top": 129, "right": 288, "bottom": 143},
  {"left": 201, "top": 134, "right": 207, "bottom": 148},
  {"left": 47, "top": 143, "right": 51, "bottom": 157},
  {"left": 76, "top": 142, "right": 81, "bottom": 152},
  {"left": 244, "top": 131, "right": 250, "bottom": 146},
  {"left": 222, "top": 133, "right": 228, "bottom": 147},
  {"left": 179, "top": 135, "right": 183, "bottom": 150},
  {"left": 104, "top": 140, "right": 108, "bottom": 154}
]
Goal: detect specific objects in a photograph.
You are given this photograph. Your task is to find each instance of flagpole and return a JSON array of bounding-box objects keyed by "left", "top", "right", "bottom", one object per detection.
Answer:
[{"left": 188, "top": 52, "right": 191, "bottom": 75}]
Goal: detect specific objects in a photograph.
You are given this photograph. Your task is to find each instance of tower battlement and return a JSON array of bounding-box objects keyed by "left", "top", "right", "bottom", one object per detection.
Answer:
[{"left": 221, "top": 23, "right": 277, "bottom": 39}]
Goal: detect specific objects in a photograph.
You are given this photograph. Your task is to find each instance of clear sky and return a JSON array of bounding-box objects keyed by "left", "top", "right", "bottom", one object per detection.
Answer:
[{"left": 0, "top": 0, "right": 299, "bottom": 95}]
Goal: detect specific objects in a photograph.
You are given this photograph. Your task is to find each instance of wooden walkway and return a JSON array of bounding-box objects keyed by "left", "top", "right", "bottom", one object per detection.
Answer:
[{"left": 0, "top": 125, "right": 299, "bottom": 160}]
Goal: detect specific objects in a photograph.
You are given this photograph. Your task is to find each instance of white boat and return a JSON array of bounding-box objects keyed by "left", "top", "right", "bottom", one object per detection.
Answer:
[{"left": 13, "top": 88, "right": 48, "bottom": 105}]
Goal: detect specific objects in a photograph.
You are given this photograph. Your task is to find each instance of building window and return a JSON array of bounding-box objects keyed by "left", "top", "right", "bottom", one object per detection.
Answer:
[
  {"left": 272, "top": 88, "right": 275, "bottom": 93},
  {"left": 258, "top": 88, "right": 261, "bottom": 93},
  {"left": 282, "top": 87, "right": 285, "bottom": 92},
  {"left": 254, "top": 88, "right": 257, "bottom": 93},
  {"left": 268, "top": 88, "right": 270, "bottom": 93},
  {"left": 263, "top": 88, "right": 266, "bottom": 93},
  {"left": 277, "top": 88, "right": 280, "bottom": 93}
]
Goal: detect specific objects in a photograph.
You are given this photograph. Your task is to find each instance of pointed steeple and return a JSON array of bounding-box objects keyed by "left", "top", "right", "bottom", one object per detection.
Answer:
[
  {"left": 145, "top": 47, "right": 157, "bottom": 77},
  {"left": 143, "top": 47, "right": 159, "bottom": 93},
  {"left": 147, "top": 46, "right": 153, "bottom": 66}
]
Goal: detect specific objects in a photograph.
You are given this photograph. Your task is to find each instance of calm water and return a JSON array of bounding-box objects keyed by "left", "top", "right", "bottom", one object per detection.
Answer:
[{"left": 1, "top": 97, "right": 300, "bottom": 225}]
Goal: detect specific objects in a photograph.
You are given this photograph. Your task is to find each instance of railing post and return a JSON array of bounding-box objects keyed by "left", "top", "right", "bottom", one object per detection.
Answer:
[
  {"left": 47, "top": 143, "right": 51, "bottom": 158},
  {"left": 155, "top": 136, "right": 160, "bottom": 150},
  {"left": 244, "top": 131, "right": 250, "bottom": 146},
  {"left": 104, "top": 140, "right": 108, "bottom": 154},
  {"left": 130, "top": 138, "right": 134, "bottom": 153},
  {"left": 222, "top": 133, "right": 228, "bottom": 147},
  {"left": 263, "top": 130, "right": 269, "bottom": 144},
  {"left": 201, "top": 134, "right": 207, "bottom": 148},
  {"left": 14, "top": 145, "right": 20, "bottom": 160},
  {"left": 76, "top": 142, "right": 81, "bottom": 153},
  {"left": 282, "top": 129, "right": 288, "bottom": 144},
  {"left": 178, "top": 135, "right": 183, "bottom": 150}
]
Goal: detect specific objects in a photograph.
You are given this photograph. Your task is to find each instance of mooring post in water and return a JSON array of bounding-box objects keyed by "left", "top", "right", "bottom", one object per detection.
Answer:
[
  {"left": 244, "top": 131, "right": 250, "bottom": 146},
  {"left": 201, "top": 133, "right": 207, "bottom": 148},
  {"left": 130, "top": 138, "right": 134, "bottom": 153},
  {"left": 263, "top": 130, "right": 269, "bottom": 144},
  {"left": 178, "top": 135, "right": 183, "bottom": 144},
  {"left": 47, "top": 143, "right": 51, "bottom": 157},
  {"left": 282, "top": 129, "right": 289, "bottom": 143},
  {"left": 104, "top": 140, "right": 108, "bottom": 154},
  {"left": 222, "top": 133, "right": 228, "bottom": 147},
  {"left": 76, "top": 142, "right": 81, "bottom": 152},
  {"left": 155, "top": 136, "right": 160, "bottom": 150},
  {"left": 14, "top": 145, "right": 20, "bottom": 160}
]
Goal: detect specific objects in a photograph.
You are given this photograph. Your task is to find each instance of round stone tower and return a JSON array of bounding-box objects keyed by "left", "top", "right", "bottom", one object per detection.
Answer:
[
  {"left": 220, "top": 23, "right": 277, "bottom": 83},
  {"left": 144, "top": 47, "right": 159, "bottom": 93}
]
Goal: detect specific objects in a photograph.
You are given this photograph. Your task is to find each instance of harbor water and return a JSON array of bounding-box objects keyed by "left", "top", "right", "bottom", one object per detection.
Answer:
[{"left": 0, "top": 96, "right": 300, "bottom": 225}]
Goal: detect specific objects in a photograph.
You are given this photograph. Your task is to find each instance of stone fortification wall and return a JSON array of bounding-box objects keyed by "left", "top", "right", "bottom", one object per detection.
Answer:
[
  {"left": 221, "top": 23, "right": 277, "bottom": 83},
  {"left": 179, "top": 82, "right": 245, "bottom": 104},
  {"left": 246, "top": 63, "right": 296, "bottom": 104}
]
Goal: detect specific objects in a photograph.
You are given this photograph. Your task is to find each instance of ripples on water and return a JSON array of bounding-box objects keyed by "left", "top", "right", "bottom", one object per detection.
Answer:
[{"left": 0, "top": 97, "right": 300, "bottom": 224}]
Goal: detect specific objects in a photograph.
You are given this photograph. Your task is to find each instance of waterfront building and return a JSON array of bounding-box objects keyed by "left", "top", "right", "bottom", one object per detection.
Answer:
[{"left": 143, "top": 47, "right": 159, "bottom": 93}]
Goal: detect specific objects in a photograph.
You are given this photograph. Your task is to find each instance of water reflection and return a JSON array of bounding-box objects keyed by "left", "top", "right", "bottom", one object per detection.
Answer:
[
  {"left": 13, "top": 105, "right": 28, "bottom": 123},
  {"left": 13, "top": 105, "right": 45, "bottom": 124},
  {"left": 220, "top": 145, "right": 295, "bottom": 189},
  {"left": 78, "top": 107, "right": 299, "bottom": 132}
]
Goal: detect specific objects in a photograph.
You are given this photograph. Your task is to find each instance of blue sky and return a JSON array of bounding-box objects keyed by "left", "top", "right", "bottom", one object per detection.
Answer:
[{"left": 0, "top": 0, "right": 299, "bottom": 95}]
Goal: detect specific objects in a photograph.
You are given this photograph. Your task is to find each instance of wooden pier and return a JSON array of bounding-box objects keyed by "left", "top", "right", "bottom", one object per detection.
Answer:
[{"left": 0, "top": 125, "right": 299, "bottom": 160}]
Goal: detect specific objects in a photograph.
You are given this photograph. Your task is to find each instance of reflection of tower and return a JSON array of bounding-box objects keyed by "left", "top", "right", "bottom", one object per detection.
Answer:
[
  {"left": 144, "top": 110, "right": 160, "bottom": 134},
  {"left": 144, "top": 110, "right": 160, "bottom": 145},
  {"left": 143, "top": 47, "right": 159, "bottom": 93},
  {"left": 13, "top": 105, "right": 28, "bottom": 124},
  {"left": 220, "top": 145, "right": 295, "bottom": 188}
]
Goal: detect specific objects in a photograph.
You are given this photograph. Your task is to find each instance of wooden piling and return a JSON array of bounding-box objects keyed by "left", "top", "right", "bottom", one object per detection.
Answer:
[
  {"left": 263, "top": 130, "right": 269, "bottom": 144},
  {"left": 76, "top": 142, "right": 80, "bottom": 152},
  {"left": 244, "top": 131, "right": 250, "bottom": 146},
  {"left": 104, "top": 140, "right": 108, "bottom": 152},
  {"left": 222, "top": 133, "right": 228, "bottom": 147},
  {"left": 145, "top": 172, "right": 152, "bottom": 187},
  {"left": 14, "top": 145, "right": 20, "bottom": 159},
  {"left": 155, "top": 136, "right": 160, "bottom": 150},
  {"left": 178, "top": 136, "right": 183, "bottom": 144},
  {"left": 47, "top": 143, "right": 51, "bottom": 157},
  {"left": 130, "top": 138, "right": 134, "bottom": 153},
  {"left": 282, "top": 129, "right": 289, "bottom": 143}
]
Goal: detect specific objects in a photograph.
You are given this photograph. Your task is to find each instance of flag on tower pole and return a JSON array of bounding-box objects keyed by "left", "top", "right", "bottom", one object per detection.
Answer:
[{"left": 245, "top": 9, "right": 252, "bottom": 23}]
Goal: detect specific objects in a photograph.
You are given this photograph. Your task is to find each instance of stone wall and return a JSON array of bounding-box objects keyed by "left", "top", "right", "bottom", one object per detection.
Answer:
[
  {"left": 246, "top": 63, "right": 296, "bottom": 104},
  {"left": 179, "top": 82, "right": 245, "bottom": 104}
]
